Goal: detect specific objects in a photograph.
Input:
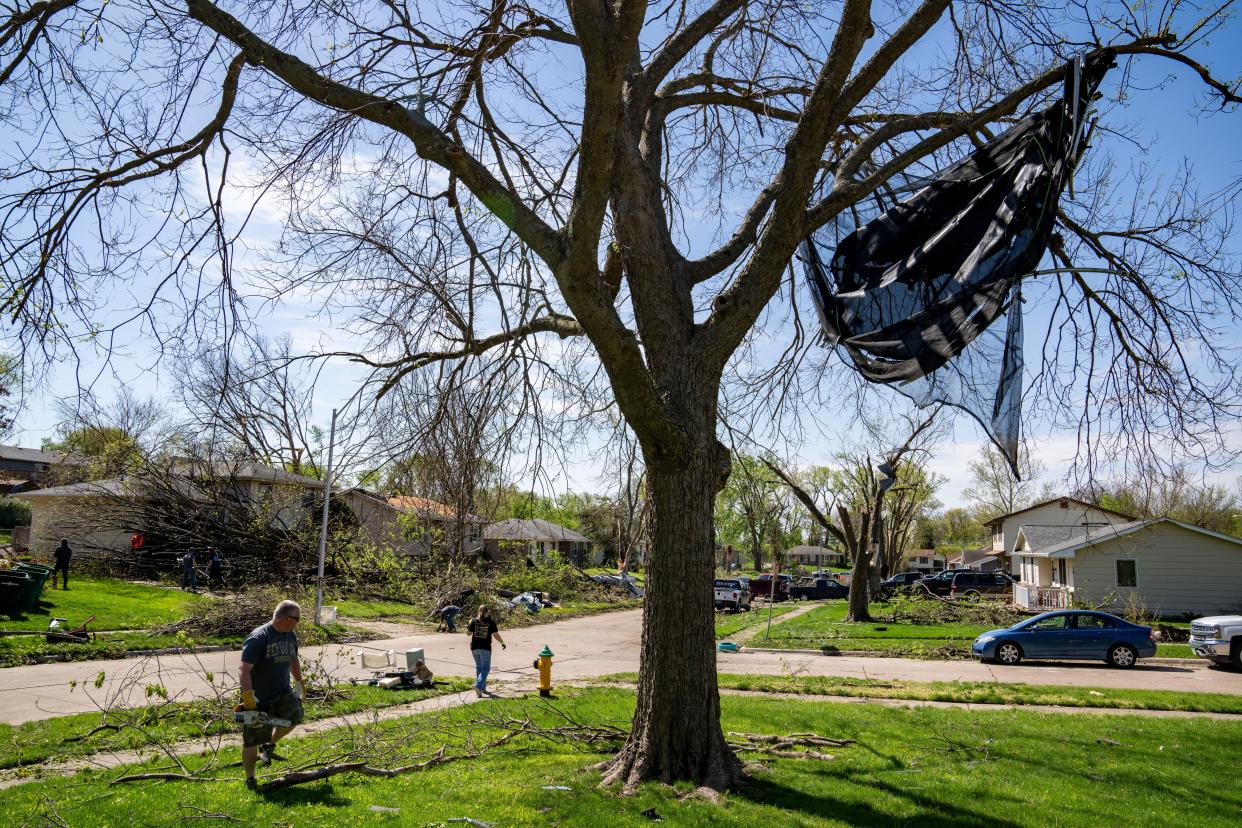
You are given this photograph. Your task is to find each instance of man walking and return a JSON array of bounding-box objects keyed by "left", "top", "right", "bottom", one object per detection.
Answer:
[
  {"left": 207, "top": 548, "right": 225, "bottom": 591},
  {"left": 239, "top": 600, "right": 304, "bottom": 789},
  {"left": 50, "top": 539, "right": 72, "bottom": 590},
  {"left": 180, "top": 549, "right": 197, "bottom": 591}
]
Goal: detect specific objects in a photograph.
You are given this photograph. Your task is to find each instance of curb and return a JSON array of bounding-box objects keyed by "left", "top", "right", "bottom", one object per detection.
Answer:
[
  {"left": 725, "top": 646, "right": 1208, "bottom": 666},
  {"left": 18, "top": 644, "right": 236, "bottom": 665}
]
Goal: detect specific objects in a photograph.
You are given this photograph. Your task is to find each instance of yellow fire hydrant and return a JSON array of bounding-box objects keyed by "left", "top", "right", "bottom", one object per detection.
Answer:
[{"left": 537, "top": 645, "right": 554, "bottom": 697}]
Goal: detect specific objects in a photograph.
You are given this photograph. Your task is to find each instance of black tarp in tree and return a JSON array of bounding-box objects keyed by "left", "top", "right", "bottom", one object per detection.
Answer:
[{"left": 801, "top": 54, "right": 1115, "bottom": 476}]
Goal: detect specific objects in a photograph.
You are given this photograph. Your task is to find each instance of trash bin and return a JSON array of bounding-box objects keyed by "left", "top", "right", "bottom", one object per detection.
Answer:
[
  {"left": 0, "top": 571, "right": 37, "bottom": 611},
  {"left": 0, "top": 581, "right": 21, "bottom": 614},
  {"left": 14, "top": 564, "right": 51, "bottom": 595}
]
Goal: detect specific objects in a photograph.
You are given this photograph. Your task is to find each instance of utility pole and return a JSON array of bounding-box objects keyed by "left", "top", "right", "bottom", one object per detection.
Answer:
[{"left": 314, "top": 408, "right": 338, "bottom": 626}]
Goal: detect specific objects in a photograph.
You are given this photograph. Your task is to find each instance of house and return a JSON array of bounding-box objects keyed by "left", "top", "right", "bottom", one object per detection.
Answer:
[
  {"left": 945, "top": 545, "right": 1002, "bottom": 572},
  {"left": 1010, "top": 517, "right": 1242, "bottom": 617},
  {"left": 483, "top": 518, "right": 600, "bottom": 567},
  {"left": 0, "top": 445, "right": 85, "bottom": 495},
  {"left": 339, "top": 488, "right": 487, "bottom": 558},
  {"left": 12, "top": 462, "right": 323, "bottom": 556},
  {"left": 985, "top": 496, "right": 1134, "bottom": 575},
  {"left": 784, "top": 544, "right": 846, "bottom": 569},
  {"left": 904, "top": 549, "right": 947, "bottom": 574}
]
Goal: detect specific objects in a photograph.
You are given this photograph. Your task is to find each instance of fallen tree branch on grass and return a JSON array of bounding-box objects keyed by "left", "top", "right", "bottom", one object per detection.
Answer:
[{"left": 728, "top": 731, "right": 856, "bottom": 760}]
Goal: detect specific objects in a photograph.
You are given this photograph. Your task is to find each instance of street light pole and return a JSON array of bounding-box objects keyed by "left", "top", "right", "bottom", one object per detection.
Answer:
[{"left": 314, "top": 408, "right": 338, "bottom": 627}]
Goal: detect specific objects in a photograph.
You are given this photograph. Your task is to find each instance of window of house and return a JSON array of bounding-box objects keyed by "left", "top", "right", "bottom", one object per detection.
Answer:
[{"left": 1115, "top": 559, "right": 1138, "bottom": 588}]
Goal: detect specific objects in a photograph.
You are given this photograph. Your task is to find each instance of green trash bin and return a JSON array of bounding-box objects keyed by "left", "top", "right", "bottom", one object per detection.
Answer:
[
  {"left": 0, "top": 580, "right": 22, "bottom": 614},
  {"left": 0, "top": 571, "right": 36, "bottom": 611},
  {"left": 14, "top": 564, "right": 51, "bottom": 596}
]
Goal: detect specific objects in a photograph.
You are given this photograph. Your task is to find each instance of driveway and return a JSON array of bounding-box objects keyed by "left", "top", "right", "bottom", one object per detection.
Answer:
[{"left": 1, "top": 608, "right": 1238, "bottom": 725}]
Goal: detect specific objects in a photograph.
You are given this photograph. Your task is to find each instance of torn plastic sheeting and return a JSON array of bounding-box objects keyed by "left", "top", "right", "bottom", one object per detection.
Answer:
[{"left": 801, "top": 53, "right": 1113, "bottom": 476}]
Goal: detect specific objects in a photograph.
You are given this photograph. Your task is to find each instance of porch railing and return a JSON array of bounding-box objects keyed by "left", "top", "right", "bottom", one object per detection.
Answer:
[{"left": 1013, "top": 584, "right": 1068, "bottom": 610}]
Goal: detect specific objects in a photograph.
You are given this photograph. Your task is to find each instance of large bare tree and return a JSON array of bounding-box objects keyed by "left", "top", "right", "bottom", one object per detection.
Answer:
[{"left": 2, "top": 0, "right": 1239, "bottom": 792}]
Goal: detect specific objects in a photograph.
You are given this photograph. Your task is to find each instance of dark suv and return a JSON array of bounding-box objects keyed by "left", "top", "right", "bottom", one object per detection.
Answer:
[
  {"left": 914, "top": 568, "right": 974, "bottom": 597},
  {"left": 878, "top": 572, "right": 924, "bottom": 599},
  {"left": 950, "top": 571, "right": 1016, "bottom": 600}
]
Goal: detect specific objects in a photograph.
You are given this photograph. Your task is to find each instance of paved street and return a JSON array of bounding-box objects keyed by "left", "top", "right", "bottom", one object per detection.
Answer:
[{"left": 1, "top": 607, "right": 1238, "bottom": 725}]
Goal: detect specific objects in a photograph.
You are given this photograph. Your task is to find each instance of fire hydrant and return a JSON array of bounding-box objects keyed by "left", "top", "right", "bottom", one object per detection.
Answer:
[{"left": 537, "top": 645, "right": 554, "bottom": 697}]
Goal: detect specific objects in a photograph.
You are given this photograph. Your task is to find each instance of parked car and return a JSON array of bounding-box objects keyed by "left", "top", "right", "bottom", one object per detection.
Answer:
[
  {"left": 1189, "top": 616, "right": 1242, "bottom": 669},
  {"left": 972, "top": 610, "right": 1156, "bottom": 667},
  {"left": 713, "top": 579, "right": 752, "bottom": 612},
  {"left": 878, "top": 572, "right": 923, "bottom": 599},
  {"left": 750, "top": 573, "right": 791, "bottom": 602},
  {"left": 914, "top": 568, "right": 974, "bottom": 596},
  {"left": 949, "top": 571, "right": 1016, "bottom": 601},
  {"left": 788, "top": 578, "right": 849, "bottom": 601}
]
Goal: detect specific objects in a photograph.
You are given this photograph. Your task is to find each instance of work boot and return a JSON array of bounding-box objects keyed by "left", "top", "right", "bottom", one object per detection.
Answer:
[
  {"left": 245, "top": 777, "right": 259, "bottom": 790},
  {"left": 259, "top": 743, "right": 274, "bottom": 766},
  {"left": 474, "top": 687, "right": 484, "bottom": 698}
]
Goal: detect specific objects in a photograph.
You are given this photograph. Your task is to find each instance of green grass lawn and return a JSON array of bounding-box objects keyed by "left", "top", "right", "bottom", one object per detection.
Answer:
[
  {"left": 2, "top": 687, "right": 1239, "bottom": 826},
  {"left": 711, "top": 672, "right": 1242, "bottom": 713},
  {"left": 715, "top": 604, "right": 799, "bottom": 640},
  {"left": 0, "top": 679, "right": 473, "bottom": 770},
  {"left": 331, "top": 596, "right": 425, "bottom": 619},
  {"left": 0, "top": 576, "right": 208, "bottom": 632},
  {"left": 761, "top": 602, "right": 1193, "bottom": 659}
]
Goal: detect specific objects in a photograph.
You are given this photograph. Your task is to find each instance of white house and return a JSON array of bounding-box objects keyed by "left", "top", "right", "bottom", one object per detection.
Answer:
[
  {"left": 13, "top": 462, "right": 323, "bottom": 556},
  {"left": 984, "top": 496, "right": 1135, "bottom": 576},
  {"left": 484, "top": 518, "right": 600, "bottom": 566},
  {"left": 785, "top": 544, "right": 846, "bottom": 569},
  {"left": 1010, "top": 517, "right": 1242, "bottom": 617},
  {"left": 904, "top": 549, "right": 946, "bottom": 574}
]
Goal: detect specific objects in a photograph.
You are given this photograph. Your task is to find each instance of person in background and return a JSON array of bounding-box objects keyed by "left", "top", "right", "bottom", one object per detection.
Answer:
[
  {"left": 50, "top": 539, "right": 72, "bottom": 590},
  {"left": 130, "top": 531, "right": 144, "bottom": 553},
  {"left": 466, "top": 605, "right": 505, "bottom": 698},
  {"left": 207, "top": 548, "right": 225, "bottom": 591},
  {"left": 180, "top": 549, "right": 198, "bottom": 592},
  {"left": 435, "top": 603, "right": 461, "bottom": 633}
]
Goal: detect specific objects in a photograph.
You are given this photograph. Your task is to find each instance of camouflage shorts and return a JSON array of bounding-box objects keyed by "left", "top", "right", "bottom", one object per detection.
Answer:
[{"left": 241, "top": 688, "right": 304, "bottom": 748}]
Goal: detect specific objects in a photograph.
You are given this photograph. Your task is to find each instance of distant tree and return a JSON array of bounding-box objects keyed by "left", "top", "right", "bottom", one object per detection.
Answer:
[
  {"left": 963, "top": 444, "right": 1054, "bottom": 519},
  {"left": 1082, "top": 468, "right": 1242, "bottom": 536},
  {"left": 715, "top": 454, "right": 790, "bottom": 572},
  {"left": 768, "top": 409, "right": 942, "bottom": 621},
  {"left": 43, "top": 391, "right": 172, "bottom": 481},
  {"left": 918, "top": 506, "right": 990, "bottom": 551}
]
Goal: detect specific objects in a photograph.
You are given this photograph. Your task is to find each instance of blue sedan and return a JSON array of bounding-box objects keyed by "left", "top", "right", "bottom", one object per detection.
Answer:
[{"left": 972, "top": 610, "right": 1156, "bottom": 668}]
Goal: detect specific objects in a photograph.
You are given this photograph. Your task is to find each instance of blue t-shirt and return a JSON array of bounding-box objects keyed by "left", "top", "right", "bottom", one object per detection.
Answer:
[{"left": 241, "top": 622, "right": 298, "bottom": 704}]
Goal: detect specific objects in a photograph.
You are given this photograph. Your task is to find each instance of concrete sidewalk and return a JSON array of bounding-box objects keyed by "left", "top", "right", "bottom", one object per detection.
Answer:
[{"left": 2, "top": 607, "right": 1239, "bottom": 725}]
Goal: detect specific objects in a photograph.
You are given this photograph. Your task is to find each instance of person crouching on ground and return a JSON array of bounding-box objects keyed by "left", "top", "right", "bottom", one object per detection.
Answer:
[
  {"left": 466, "top": 605, "right": 505, "bottom": 698},
  {"left": 435, "top": 603, "right": 460, "bottom": 633},
  {"left": 239, "top": 600, "right": 305, "bottom": 789}
]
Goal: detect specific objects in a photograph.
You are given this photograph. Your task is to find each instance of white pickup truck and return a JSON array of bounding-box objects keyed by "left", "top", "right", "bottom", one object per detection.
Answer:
[
  {"left": 713, "top": 579, "right": 752, "bottom": 612},
  {"left": 1189, "top": 616, "right": 1242, "bottom": 668}
]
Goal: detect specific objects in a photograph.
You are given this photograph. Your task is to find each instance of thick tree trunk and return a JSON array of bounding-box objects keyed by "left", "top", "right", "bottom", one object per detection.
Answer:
[
  {"left": 598, "top": 448, "right": 744, "bottom": 793},
  {"left": 845, "top": 542, "right": 873, "bottom": 622}
]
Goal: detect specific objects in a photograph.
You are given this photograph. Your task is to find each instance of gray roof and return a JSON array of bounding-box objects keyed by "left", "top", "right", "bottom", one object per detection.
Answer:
[
  {"left": 484, "top": 518, "right": 590, "bottom": 543},
  {"left": 12, "top": 478, "right": 139, "bottom": 499},
  {"left": 785, "top": 545, "right": 842, "bottom": 556},
  {"left": 14, "top": 461, "right": 323, "bottom": 500},
  {"left": 0, "top": 444, "right": 84, "bottom": 466},
  {"left": 1015, "top": 524, "right": 1090, "bottom": 553},
  {"left": 1020, "top": 518, "right": 1242, "bottom": 560}
]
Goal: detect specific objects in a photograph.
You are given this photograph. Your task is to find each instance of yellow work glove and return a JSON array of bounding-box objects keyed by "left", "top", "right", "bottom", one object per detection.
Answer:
[{"left": 241, "top": 690, "right": 257, "bottom": 710}]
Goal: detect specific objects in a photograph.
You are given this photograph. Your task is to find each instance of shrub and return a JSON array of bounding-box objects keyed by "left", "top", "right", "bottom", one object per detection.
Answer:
[{"left": 0, "top": 496, "right": 31, "bottom": 529}]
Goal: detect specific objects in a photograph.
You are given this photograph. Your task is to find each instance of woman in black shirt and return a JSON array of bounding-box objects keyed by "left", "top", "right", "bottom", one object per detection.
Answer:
[{"left": 466, "top": 605, "right": 506, "bottom": 697}]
